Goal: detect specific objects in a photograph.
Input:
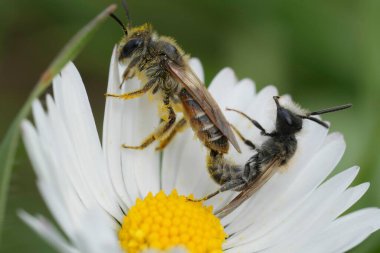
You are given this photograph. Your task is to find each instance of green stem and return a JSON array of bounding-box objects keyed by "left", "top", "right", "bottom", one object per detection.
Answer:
[{"left": 0, "top": 4, "right": 117, "bottom": 243}]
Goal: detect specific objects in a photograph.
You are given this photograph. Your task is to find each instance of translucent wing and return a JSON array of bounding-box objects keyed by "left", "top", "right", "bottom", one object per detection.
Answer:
[
  {"left": 215, "top": 158, "right": 281, "bottom": 218},
  {"left": 168, "top": 61, "right": 241, "bottom": 153}
]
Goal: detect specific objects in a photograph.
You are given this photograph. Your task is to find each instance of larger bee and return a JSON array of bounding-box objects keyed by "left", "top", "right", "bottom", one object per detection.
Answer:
[
  {"left": 198, "top": 96, "right": 351, "bottom": 218},
  {"left": 106, "top": 9, "right": 240, "bottom": 154}
]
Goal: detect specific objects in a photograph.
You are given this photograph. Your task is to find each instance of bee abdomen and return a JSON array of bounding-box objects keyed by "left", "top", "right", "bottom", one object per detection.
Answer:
[
  {"left": 179, "top": 90, "right": 229, "bottom": 153},
  {"left": 207, "top": 151, "right": 243, "bottom": 185}
]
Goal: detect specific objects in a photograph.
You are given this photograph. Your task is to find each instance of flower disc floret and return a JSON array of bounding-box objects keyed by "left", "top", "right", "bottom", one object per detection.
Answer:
[{"left": 119, "top": 190, "right": 226, "bottom": 253}]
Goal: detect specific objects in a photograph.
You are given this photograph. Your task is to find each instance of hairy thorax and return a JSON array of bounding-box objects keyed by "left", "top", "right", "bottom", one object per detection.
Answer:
[
  {"left": 262, "top": 135, "right": 297, "bottom": 166},
  {"left": 138, "top": 51, "right": 182, "bottom": 100}
]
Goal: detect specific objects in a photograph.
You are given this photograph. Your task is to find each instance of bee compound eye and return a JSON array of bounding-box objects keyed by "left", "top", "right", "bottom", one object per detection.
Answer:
[
  {"left": 162, "top": 44, "right": 178, "bottom": 59},
  {"left": 121, "top": 38, "right": 143, "bottom": 58}
]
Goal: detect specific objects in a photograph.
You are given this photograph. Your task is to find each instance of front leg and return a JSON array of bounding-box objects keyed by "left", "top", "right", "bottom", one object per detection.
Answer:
[
  {"left": 106, "top": 78, "right": 156, "bottom": 100},
  {"left": 122, "top": 96, "right": 176, "bottom": 150},
  {"left": 119, "top": 56, "right": 142, "bottom": 88},
  {"left": 227, "top": 108, "right": 276, "bottom": 137}
]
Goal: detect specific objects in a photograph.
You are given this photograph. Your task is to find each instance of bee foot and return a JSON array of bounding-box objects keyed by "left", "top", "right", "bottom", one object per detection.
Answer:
[
  {"left": 121, "top": 144, "right": 142, "bottom": 150},
  {"left": 105, "top": 93, "right": 119, "bottom": 98},
  {"left": 155, "top": 143, "right": 167, "bottom": 151},
  {"left": 186, "top": 197, "right": 203, "bottom": 202}
]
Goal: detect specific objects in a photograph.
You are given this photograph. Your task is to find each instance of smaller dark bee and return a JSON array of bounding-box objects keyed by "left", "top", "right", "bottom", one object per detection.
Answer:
[{"left": 198, "top": 96, "right": 351, "bottom": 218}]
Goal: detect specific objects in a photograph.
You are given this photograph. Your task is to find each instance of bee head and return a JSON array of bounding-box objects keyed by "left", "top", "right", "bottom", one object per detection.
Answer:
[
  {"left": 274, "top": 96, "right": 352, "bottom": 132},
  {"left": 109, "top": 1, "right": 152, "bottom": 60},
  {"left": 274, "top": 96, "right": 303, "bottom": 135},
  {"left": 118, "top": 24, "right": 153, "bottom": 60}
]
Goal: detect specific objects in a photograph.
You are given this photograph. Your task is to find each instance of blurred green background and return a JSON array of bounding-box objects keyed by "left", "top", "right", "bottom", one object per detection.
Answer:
[{"left": 1, "top": 0, "right": 380, "bottom": 252}]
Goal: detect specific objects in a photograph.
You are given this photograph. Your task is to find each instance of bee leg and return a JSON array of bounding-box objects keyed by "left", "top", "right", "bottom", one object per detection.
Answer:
[
  {"left": 122, "top": 136, "right": 156, "bottom": 150},
  {"left": 123, "top": 98, "right": 176, "bottom": 150},
  {"left": 256, "top": 124, "right": 276, "bottom": 137},
  {"left": 119, "top": 56, "right": 142, "bottom": 88},
  {"left": 106, "top": 78, "right": 156, "bottom": 100},
  {"left": 191, "top": 179, "right": 246, "bottom": 202},
  {"left": 190, "top": 151, "right": 245, "bottom": 202},
  {"left": 230, "top": 124, "right": 256, "bottom": 149},
  {"left": 190, "top": 190, "right": 220, "bottom": 202},
  {"left": 227, "top": 108, "right": 275, "bottom": 137},
  {"left": 155, "top": 118, "right": 188, "bottom": 151}
]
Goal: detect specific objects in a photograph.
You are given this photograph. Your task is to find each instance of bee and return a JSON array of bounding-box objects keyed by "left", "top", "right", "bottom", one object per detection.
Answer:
[
  {"left": 106, "top": 6, "right": 240, "bottom": 154},
  {"left": 197, "top": 96, "right": 351, "bottom": 218}
]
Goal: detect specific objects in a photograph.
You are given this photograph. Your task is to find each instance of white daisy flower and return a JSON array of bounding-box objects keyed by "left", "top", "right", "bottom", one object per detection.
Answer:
[{"left": 20, "top": 47, "right": 380, "bottom": 253}]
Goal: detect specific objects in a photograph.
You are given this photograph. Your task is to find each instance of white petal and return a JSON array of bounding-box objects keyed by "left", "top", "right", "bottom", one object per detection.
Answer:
[
  {"left": 21, "top": 118, "right": 50, "bottom": 183},
  {"left": 19, "top": 211, "right": 78, "bottom": 253},
  {"left": 24, "top": 62, "right": 122, "bottom": 239},
  {"left": 173, "top": 130, "right": 209, "bottom": 196},
  {"left": 226, "top": 166, "right": 362, "bottom": 251},
  {"left": 189, "top": 58, "right": 204, "bottom": 83},
  {"left": 115, "top": 57, "right": 161, "bottom": 200},
  {"left": 161, "top": 129, "right": 191, "bottom": 194},
  {"left": 103, "top": 46, "right": 132, "bottom": 209},
  {"left": 208, "top": 68, "right": 237, "bottom": 109},
  {"left": 292, "top": 208, "right": 380, "bottom": 253},
  {"left": 51, "top": 62, "right": 122, "bottom": 219},
  {"left": 72, "top": 208, "right": 122, "bottom": 253},
  {"left": 224, "top": 78, "right": 256, "bottom": 125},
  {"left": 242, "top": 85, "right": 278, "bottom": 137},
  {"left": 21, "top": 120, "right": 79, "bottom": 236},
  {"left": 45, "top": 93, "right": 96, "bottom": 209}
]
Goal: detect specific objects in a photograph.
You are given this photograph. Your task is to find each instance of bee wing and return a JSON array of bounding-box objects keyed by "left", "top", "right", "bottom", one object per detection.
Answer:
[
  {"left": 215, "top": 158, "right": 281, "bottom": 218},
  {"left": 167, "top": 61, "right": 241, "bottom": 153}
]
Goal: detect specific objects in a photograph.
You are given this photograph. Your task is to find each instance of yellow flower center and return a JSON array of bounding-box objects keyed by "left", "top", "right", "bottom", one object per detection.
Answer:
[{"left": 119, "top": 190, "right": 226, "bottom": 253}]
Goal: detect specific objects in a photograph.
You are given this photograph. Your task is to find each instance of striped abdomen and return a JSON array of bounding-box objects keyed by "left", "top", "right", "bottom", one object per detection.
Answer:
[{"left": 179, "top": 89, "right": 229, "bottom": 153}]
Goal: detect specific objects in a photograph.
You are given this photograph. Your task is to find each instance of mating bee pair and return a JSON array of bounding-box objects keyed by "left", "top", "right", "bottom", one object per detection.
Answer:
[{"left": 107, "top": 5, "right": 351, "bottom": 217}]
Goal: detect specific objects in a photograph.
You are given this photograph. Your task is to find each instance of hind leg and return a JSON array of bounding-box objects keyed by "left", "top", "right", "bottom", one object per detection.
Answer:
[
  {"left": 230, "top": 124, "right": 256, "bottom": 149},
  {"left": 192, "top": 179, "right": 247, "bottom": 202},
  {"left": 122, "top": 96, "right": 176, "bottom": 150},
  {"left": 191, "top": 151, "right": 246, "bottom": 202},
  {"left": 155, "top": 118, "right": 188, "bottom": 151}
]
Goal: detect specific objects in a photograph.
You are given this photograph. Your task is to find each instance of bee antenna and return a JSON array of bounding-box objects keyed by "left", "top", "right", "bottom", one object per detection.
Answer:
[
  {"left": 308, "top": 104, "right": 352, "bottom": 116},
  {"left": 299, "top": 103, "right": 352, "bottom": 129},
  {"left": 121, "top": 0, "right": 132, "bottom": 28},
  {"left": 110, "top": 13, "right": 128, "bottom": 35},
  {"left": 299, "top": 115, "right": 330, "bottom": 128}
]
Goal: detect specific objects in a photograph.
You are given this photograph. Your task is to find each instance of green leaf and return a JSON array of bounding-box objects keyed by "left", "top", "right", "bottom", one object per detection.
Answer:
[{"left": 0, "top": 4, "right": 117, "bottom": 242}]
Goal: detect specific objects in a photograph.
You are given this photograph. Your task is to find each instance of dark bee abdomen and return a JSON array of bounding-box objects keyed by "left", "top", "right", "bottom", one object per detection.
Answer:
[
  {"left": 207, "top": 151, "right": 242, "bottom": 185},
  {"left": 179, "top": 89, "right": 229, "bottom": 153}
]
